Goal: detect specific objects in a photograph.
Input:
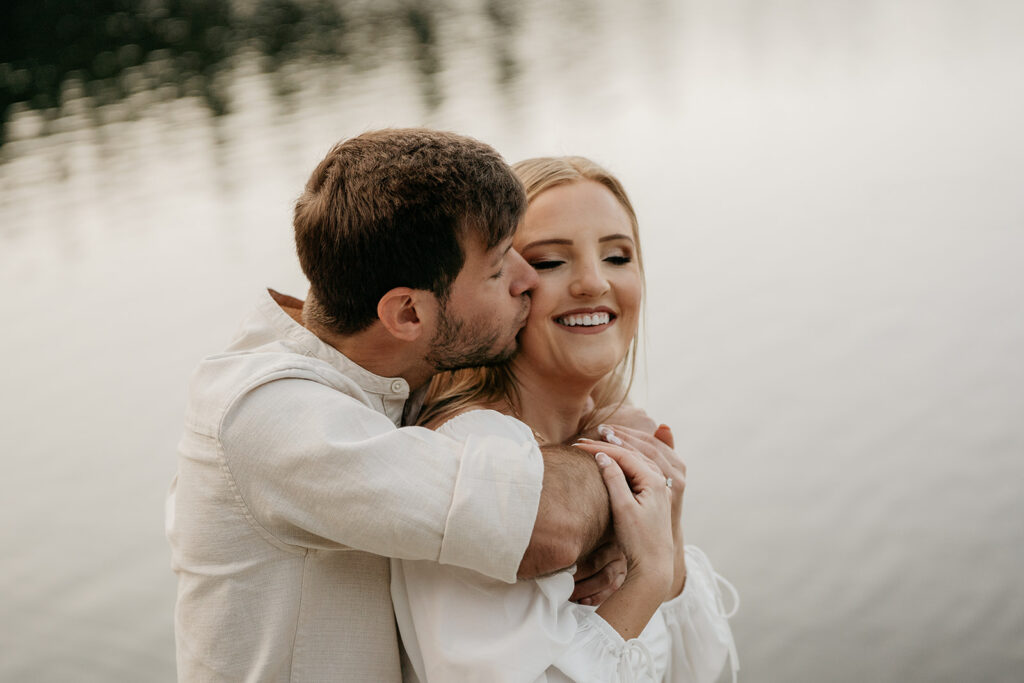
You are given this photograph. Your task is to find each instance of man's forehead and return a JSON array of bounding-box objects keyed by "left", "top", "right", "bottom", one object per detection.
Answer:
[
  {"left": 468, "top": 235, "right": 513, "bottom": 263},
  {"left": 492, "top": 239, "right": 515, "bottom": 259}
]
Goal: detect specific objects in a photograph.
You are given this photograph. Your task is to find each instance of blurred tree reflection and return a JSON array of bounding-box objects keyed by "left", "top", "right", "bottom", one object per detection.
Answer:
[
  {"left": 0, "top": 0, "right": 348, "bottom": 146},
  {"left": 2, "top": 0, "right": 234, "bottom": 144},
  {"left": 0, "top": 0, "right": 526, "bottom": 147}
]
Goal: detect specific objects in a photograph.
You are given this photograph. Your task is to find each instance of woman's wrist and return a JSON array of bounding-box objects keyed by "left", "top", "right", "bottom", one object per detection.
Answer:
[
  {"left": 668, "top": 547, "right": 687, "bottom": 600},
  {"left": 596, "top": 563, "right": 672, "bottom": 640}
]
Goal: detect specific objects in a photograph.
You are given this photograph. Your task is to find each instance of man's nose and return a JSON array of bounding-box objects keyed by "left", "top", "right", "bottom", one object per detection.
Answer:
[{"left": 508, "top": 249, "right": 538, "bottom": 296}]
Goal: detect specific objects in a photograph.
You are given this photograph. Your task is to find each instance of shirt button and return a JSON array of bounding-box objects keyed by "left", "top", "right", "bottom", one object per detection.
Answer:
[{"left": 390, "top": 380, "right": 405, "bottom": 393}]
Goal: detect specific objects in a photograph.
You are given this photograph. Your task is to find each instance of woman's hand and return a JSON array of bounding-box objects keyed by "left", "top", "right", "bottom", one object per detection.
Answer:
[
  {"left": 599, "top": 424, "right": 688, "bottom": 599},
  {"left": 572, "top": 439, "right": 675, "bottom": 639}
]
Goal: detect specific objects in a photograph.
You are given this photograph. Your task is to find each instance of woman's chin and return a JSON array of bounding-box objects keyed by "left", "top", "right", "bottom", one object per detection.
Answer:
[
  {"left": 516, "top": 342, "right": 624, "bottom": 386},
  {"left": 556, "top": 357, "right": 622, "bottom": 385}
]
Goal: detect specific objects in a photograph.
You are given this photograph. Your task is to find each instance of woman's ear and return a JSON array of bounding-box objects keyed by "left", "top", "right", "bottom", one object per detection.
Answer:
[{"left": 376, "top": 287, "right": 434, "bottom": 342}]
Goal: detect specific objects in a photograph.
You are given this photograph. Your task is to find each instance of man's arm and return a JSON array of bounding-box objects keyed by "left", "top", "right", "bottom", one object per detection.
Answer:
[
  {"left": 218, "top": 380, "right": 542, "bottom": 583},
  {"left": 518, "top": 445, "right": 611, "bottom": 578}
]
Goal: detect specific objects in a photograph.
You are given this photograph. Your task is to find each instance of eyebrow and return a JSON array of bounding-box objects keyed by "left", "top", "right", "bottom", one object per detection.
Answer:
[
  {"left": 519, "top": 234, "right": 634, "bottom": 251},
  {"left": 488, "top": 241, "right": 514, "bottom": 267}
]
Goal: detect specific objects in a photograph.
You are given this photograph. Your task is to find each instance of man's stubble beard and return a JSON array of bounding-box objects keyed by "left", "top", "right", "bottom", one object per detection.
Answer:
[{"left": 425, "top": 298, "right": 526, "bottom": 372}]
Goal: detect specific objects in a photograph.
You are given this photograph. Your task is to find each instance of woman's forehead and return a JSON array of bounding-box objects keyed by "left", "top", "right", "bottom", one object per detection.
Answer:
[{"left": 517, "top": 184, "right": 633, "bottom": 245}]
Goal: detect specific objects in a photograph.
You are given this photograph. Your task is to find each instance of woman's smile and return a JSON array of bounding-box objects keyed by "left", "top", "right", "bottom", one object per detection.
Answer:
[{"left": 553, "top": 307, "right": 618, "bottom": 334}]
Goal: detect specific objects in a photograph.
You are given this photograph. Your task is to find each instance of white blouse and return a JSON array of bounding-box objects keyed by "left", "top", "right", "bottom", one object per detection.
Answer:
[{"left": 391, "top": 410, "right": 740, "bottom": 683}]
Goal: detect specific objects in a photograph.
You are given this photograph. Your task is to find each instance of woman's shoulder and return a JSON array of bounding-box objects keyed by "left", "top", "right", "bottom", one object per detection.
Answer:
[{"left": 433, "top": 408, "right": 537, "bottom": 444}]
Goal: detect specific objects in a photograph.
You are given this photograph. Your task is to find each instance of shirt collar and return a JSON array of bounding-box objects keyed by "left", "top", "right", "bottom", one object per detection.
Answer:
[{"left": 260, "top": 288, "right": 411, "bottom": 399}]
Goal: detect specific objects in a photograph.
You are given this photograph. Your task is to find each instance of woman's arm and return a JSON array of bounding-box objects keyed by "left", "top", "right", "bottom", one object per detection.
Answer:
[{"left": 392, "top": 410, "right": 683, "bottom": 682}]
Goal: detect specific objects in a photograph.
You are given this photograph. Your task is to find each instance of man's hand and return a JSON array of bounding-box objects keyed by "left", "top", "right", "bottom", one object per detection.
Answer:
[
  {"left": 518, "top": 445, "right": 610, "bottom": 579},
  {"left": 570, "top": 541, "right": 627, "bottom": 606}
]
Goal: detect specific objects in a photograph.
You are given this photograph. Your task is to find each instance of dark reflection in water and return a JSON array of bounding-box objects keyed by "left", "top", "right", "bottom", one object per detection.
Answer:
[{"left": 0, "top": 0, "right": 524, "bottom": 147}]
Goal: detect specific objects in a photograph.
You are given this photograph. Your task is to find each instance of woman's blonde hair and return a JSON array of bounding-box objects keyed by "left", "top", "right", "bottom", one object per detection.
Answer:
[{"left": 417, "top": 156, "right": 645, "bottom": 436}]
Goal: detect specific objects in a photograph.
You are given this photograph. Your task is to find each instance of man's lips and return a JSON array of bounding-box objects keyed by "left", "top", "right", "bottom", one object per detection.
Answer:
[{"left": 515, "top": 298, "right": 531, "bottom": 328}]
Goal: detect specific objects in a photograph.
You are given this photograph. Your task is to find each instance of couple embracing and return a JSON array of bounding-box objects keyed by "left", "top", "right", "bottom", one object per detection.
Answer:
[{"left": 166, "top": 128, "right": 738, "bottom": 682}]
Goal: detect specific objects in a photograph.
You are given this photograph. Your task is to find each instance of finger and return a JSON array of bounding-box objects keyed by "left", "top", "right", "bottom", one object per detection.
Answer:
[
  {"left": 610, "top": 424, "right": 686, "bottom": 477},
  {"left": 577, "top": 575, "right": 627, "bottom": 607},
  {"left": 593, "top": 450, "right": 644, "bottom": 508},
  {"left": 574, "top": 541, "right": 622, "bottom": 581},
  {"left": 655, "top": 424, "right": 675, "bottom": 449},
  {"left": 607, "top": 424, "right": 663, "bottom": 450},
  {"left": 593, "top": 444, "right": 666, "bottom": 493},
  {"left": 571, "top": 556, "right": 627, "bottom": 601},
  {"left": 575, "top": 440, "right": 660, "bottom": 481},
  {"left": 603, "top": 426, "right": 675, "bottom": 478},
  {"left": 572, "top": 565, "right": 627, "bottom": 605},
  {"left": 577, "top": 437, "right": 660, "bottom": 475}
]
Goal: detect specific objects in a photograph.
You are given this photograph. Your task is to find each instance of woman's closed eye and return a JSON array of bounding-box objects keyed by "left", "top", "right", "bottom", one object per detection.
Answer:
[
  {"left": 604, "top": 255, "right": 632, "bottom": 266},
  {"left": 530, "top": 259, "right": 564, "bottom": 271}
]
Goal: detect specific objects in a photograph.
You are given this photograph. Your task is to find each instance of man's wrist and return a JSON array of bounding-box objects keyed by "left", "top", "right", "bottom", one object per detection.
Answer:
[{"left": 519, "top": 445, "right": 610, "bottom": 577}]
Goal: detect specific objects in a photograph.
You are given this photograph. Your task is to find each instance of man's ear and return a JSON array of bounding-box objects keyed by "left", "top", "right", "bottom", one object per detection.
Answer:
[{"left": 376, "top": 287, "right": 434, "bottom": 342}]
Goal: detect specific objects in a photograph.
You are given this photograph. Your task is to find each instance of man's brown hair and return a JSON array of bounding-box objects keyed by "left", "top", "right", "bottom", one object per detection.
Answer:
[{"left": 294, "top": 128, "right": 526, "bottom": 334}]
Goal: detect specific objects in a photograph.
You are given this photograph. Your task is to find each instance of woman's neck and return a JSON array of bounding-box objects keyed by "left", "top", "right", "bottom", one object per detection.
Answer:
[{"left": 510, "top": 362, "right": 598, "bottom": 445}]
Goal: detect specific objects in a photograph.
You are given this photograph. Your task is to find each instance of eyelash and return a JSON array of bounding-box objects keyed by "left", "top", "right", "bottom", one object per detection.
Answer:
[
  {"left": 490, "top": 268, "right": 505, "bottom": 279},
  {"left": 529, "top": 255, "right": 631, "bottom": 271}
]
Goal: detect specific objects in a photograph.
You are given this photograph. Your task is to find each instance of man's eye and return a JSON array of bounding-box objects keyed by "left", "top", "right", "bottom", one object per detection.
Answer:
[
  {"left": 604, "top": 255, "right": 631, "bottom": 265},
  {"left": 530, "top": 260, "right": 563, "bottom": 271},
  {"left": 490, "top": 268, "right": 505, "bottom": 279}
]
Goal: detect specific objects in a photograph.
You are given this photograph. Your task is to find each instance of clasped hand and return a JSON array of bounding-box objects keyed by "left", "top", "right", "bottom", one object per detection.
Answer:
[{"left": 571, "top": 423, "right": 687, "bottom": 605}]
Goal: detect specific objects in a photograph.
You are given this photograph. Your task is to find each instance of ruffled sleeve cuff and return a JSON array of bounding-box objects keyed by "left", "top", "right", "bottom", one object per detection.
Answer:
[
  {"left": 658, "top": 546, "right": 740, "bottom": 683},
  {"left": 551, "top": 607, "right": 662, "bottom": 682}
]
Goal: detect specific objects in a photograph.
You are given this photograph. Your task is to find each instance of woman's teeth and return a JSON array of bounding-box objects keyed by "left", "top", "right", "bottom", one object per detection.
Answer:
[{"left": 557, "top": 312, "right": 611, "bottom": 327}]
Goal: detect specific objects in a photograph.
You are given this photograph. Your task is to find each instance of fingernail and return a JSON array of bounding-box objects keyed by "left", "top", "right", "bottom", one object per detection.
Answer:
[
  {"left": 580, "top": 597, "right": 592, "bottom": 606},
  {"left": 598, "top": 425, "right": 623, "bottom": 445},
  {"left": 595, "top": 452, "right": 611, "bottom": 466}
]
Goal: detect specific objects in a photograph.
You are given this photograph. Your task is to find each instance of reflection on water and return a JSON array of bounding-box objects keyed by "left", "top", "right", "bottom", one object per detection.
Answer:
[
  {"left": 0, "top": 0, "right": 523, "bottom": 146},
  {"left": 3, "top": 1, "right": 1024, "bottom": 681}
]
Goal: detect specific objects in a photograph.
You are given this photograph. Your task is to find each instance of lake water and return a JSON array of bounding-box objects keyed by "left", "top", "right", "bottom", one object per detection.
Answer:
[{"left": 2, "top": 0, "right": 1022, "bottom": 680}]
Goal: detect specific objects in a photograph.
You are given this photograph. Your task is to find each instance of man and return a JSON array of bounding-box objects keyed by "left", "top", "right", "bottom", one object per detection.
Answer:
[{"left": 166, "top": 129, "right": 612, "bottom": 681}]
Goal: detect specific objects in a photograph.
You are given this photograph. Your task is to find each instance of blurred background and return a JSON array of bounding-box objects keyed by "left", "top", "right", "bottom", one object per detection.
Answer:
[{"left": 2, "top": 0, "right": 1022, "bottom": 680}]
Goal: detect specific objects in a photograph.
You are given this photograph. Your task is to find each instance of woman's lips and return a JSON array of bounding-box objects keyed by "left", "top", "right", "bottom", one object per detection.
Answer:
[{"left": 553, "top": 311, "right": 617, "bottom": 334}]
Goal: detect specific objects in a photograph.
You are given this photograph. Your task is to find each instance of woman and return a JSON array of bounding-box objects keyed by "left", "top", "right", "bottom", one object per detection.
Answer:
[{"left": 391, "top": 157, "right": 738, "bottom": 682}]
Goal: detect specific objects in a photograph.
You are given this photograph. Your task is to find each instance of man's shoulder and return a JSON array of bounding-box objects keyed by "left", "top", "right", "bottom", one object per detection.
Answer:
[{"left": 183, "top": 344, "right": 361, "bottom": 437}]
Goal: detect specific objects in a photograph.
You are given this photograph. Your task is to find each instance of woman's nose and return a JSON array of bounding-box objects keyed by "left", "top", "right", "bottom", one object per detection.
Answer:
[{"left": 570, "top": 261, "right": 610, "bottom": 298}]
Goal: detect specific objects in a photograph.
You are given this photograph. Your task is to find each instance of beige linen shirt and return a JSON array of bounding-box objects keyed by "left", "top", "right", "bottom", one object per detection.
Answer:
[{"left": 166, "top": 289, "right": 543, "bottom": 682}]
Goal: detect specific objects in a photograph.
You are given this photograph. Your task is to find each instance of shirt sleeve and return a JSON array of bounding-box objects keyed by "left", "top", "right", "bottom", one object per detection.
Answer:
[
  {"left": 393, "top": 544, "right": 739, "bottom": 683},
  {"left": 658, "top": 546, "right": 740, "bottom": 683},
  {"left": 217, "top": 377, "right": 543, "bottom": 582}
]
